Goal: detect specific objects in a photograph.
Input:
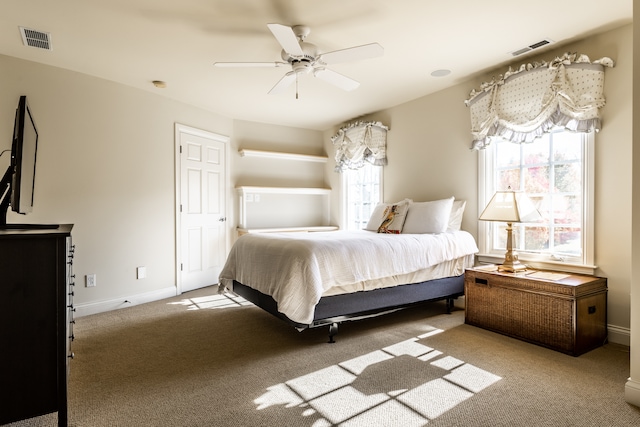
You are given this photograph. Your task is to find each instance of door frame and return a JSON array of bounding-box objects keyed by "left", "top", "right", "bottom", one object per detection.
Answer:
[{"left": 174, "top": 123, "right": 231, "bottom": 295}]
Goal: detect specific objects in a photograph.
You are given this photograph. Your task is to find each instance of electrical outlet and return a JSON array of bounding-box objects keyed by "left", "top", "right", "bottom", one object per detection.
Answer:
[
  {"left": 137, "top": 266, "right": 146, "bottom": 279},
  {"left": 86, "top": 274, "right": 96, "bottom": 287}
]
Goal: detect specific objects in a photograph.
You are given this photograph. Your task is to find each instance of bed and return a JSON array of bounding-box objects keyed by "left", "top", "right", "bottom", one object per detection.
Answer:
[{"left": 218, "top": 197, "right": 478, "bottom": 342}]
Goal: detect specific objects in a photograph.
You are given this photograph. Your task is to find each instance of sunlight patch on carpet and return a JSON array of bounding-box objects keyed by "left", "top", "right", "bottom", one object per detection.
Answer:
[
  {"left": 167, "top": 293, "right": 250, "bottom": 310},
  {"left": 339, "top": 350, "right": 394, "bottom": 376},
  {"left": 310, "top": 387, "right": 389, "bottom": 424},
  {"left": 383, "top": 338, "right": 433, "bottom": 357},
  {"left": 398, "top": 378, "right": 473, "bottom": 419},
  {"left": 341, "top": 400, "right": 428, "bottom": 427},
  {"left": 254, "top": 328, "right": 502, "bottom": 426},
  {"left": 254, "top": 384, "right": 304, "bottom": 410},
  {"left": 286, "top": 366, "right": 356, "bottom": 401},
  {"left": 444, "top": 363, "right": 502, "bottom": 393}
]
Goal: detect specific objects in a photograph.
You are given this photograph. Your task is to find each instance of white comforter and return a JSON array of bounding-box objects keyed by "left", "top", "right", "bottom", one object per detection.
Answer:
[{"left": 219, "top": 230, "right": 478, "bottom": 325}]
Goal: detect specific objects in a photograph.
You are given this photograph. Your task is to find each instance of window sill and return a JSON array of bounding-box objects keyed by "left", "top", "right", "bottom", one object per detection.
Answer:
[{"left": 476, "top": 254, "right": 597, "bottom": 276}]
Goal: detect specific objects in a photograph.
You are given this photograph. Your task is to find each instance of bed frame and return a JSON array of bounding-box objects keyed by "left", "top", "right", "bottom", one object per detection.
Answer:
[{"left": 231, "top": 274, "right": 464, "bottom": 343}]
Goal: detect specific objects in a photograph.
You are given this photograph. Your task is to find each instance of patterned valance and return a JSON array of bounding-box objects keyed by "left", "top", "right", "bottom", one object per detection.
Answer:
[
  {"left": 331, "top": 121, "right": 389, "bottom": 172},
  {"left": 465, "top": 52, "right": 614, "bottom": 150}
]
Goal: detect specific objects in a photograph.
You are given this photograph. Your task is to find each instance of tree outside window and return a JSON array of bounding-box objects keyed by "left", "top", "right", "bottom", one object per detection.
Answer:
[{"left": 483, "top": 129, "right": 592, "bottom": 265}]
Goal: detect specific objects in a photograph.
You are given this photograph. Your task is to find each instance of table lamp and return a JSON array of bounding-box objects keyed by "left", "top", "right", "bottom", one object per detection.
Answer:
[{"left": 479, "top": 187, "right": 542, "bottom": 272}]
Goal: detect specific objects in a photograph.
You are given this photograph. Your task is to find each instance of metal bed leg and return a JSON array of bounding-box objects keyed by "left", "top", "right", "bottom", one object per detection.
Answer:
[
  {"left": 446, "top": 298, "right": 454, "bottom": 314},
  {"left": 328, "top": 322, "right": 339, "bottom": 343}
]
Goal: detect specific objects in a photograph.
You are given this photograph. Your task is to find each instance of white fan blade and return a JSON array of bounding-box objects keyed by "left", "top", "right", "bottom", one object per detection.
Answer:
[
  {"left": 214, "top": 62, "right": 287, "bottom": 68},
  {"left": 314, "top": 68, "right": 360, "bottom": 91},
  {"left": 268, "top": 71, "right": 297, "bottom": 94},
  {"left": 320, "top": 43, "right": 384, "bottom": 64},
  {"left": 267, "top": 23, "right": 304, "bottom": 56}
]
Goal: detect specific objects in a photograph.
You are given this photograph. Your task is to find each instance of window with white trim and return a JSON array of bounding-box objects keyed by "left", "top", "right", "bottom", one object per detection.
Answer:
[
  {"left": 343, "top": 163, "right": 382, "bottom": 231},
  {"left": 478, "top": 129, "right": 594, "bottom": 270}
]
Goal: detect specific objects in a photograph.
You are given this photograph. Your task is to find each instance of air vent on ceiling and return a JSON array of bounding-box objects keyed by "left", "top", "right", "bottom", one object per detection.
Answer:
[
  {"left": 19, "top": 27, "right": 52, "bottom": 51},
  {"left": 510, "top": 39, "right": 553, "bottom": 57}
]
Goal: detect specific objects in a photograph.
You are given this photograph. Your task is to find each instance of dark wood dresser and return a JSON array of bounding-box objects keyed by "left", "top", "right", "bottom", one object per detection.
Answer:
[
  {"left": 0, "top": 225, "right": 74, "bottom": 426},
  {"left": 465, "top": 266, "right": 607, "bottom": 356}
]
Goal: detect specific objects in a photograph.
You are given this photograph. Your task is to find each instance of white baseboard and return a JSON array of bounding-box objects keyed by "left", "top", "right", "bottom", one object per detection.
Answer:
[
  {"left": 74, "top": 286, "right": 178, "bottom": 317},
  {"left": 607, "top": 324, "right": 631, "bottom": 346},
  {"left": 625, "top": 378, "right": 640, "bottom": 408},
  {"left": 74, "top": 289, "right": 633, "bottom": 349}
]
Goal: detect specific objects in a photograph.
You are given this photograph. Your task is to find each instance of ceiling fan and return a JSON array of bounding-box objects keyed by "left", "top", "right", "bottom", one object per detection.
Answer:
[{"left": 213, "top": 24, "right": 384, "bottom": 98}]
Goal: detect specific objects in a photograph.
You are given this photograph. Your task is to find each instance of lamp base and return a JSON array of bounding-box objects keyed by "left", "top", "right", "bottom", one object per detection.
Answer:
[
  {"left": 499, "top": 238, "right": 527, "bottom": 273},
  {"left": 497, "top": 261, "right": 527, "bottom": 273}
]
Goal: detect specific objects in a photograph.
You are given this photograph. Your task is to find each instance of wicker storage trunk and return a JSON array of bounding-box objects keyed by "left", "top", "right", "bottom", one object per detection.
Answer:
[{"left": 464, "top": 268, "right": 607, "bottom": 356}]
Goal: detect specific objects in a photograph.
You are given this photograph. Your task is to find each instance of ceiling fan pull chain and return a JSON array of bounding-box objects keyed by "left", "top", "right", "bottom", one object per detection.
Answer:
[{"left": 296, "top": 74, "right": 299, "bottom": 99}]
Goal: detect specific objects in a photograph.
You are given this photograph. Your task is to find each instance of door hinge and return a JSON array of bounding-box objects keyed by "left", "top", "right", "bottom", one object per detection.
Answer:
[
  {"left": 179, "top": 145, "right": 183, "bottom": 154},
  {"left": 180, "top": 263, "right": 183, "bottom": 271}
]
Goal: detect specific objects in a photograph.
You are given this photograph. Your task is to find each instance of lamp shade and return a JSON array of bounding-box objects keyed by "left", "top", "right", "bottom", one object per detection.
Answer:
[{"left": 479, "top": 189, "right": 542, "bottom": 223}]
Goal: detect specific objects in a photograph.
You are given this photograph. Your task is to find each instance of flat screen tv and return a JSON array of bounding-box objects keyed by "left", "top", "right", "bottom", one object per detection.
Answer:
[{"left": 0, "top": 96, "right": 56, "bottom": 230}]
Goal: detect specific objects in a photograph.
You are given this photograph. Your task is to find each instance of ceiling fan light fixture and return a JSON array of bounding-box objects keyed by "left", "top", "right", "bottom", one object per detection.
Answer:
[{"left": 292, "top": 60, "right": 313, "bottom": 74}]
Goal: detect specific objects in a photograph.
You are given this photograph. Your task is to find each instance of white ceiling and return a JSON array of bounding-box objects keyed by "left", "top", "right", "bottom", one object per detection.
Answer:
[{"left": 1, "top": 0, "right": 632, "bottom": 131}]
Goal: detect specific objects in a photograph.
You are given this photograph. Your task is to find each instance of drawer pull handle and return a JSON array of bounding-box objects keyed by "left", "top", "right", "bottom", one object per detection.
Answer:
[
  {"left": 588, "top": 306, "right": 596, "bottom": 314},
  {"left": 475, "top": 278, "right": 488, "bottom": 285}
]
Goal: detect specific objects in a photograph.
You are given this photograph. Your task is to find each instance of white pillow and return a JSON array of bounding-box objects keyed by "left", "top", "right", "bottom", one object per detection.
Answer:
[
  {"left": 447, "top": 200, "right": 467, "bottom": 232},
  {"left": 365, "top": 199, "right": 412, "bottom": 232},
  {"left": 401, "top": 197, "right": 455, "bottom": 234}
]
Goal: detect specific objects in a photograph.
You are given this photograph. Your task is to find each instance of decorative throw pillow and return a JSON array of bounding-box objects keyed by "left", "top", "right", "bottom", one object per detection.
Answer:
[
  {"left": 376, "top": 202, "right": 409, "bottom": 234},
  {"left": 365, "top": 199, "right": 412, "bottom": 232},
  {"left": 401, "top": 197, "right": 455, "bottom": 234},
  {"left": 447, "top": 200, "right": 467, "bottom": 232}
]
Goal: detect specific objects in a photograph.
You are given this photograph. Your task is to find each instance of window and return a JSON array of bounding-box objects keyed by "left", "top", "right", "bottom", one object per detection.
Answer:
[
  {"left": 478, "top": 129, "right": 594, "bottom": 270},
  {"left": 343, "top": 163, "right": 383, "bottom": 231}
]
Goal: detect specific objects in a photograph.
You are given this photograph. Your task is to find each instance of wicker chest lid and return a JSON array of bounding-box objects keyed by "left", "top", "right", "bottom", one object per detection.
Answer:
[{"left": 465, "top": 267, "right": 607, "bottom": 299}]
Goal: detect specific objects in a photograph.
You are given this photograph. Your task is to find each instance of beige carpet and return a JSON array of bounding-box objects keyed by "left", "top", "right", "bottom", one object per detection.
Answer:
[{"left": 7, "top": 286, "right": 640, "bottom": 426}]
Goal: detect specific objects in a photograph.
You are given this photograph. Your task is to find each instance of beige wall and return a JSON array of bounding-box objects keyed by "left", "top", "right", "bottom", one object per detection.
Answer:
[
  {"left": 231, "top": 120, "right": 325, "bottom": 190},
  {"left": 628, "top": 8, "right": 639, "bottom": 407},
  {"left": 326, "top": 24, "right": 633, "bottom": 340},
  {"left": 0, "top": 54, "right": 326, "bottom": 310},
  {"left": 0, "top": 55, "right": 234, "bottom": 307},
  {"left": 324, "top": 83, "right": 478, "bottom": 235},
  {"left": 229, "top": 120, "right": 325, "bottom": 237}
]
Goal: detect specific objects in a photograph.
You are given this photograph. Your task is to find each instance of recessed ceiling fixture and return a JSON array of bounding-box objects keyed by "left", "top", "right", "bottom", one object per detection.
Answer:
[
  {"left": 510, "top": 39, "right": 554, "bottom": 56},
  {"left": 152, "top": 80, "right": 167, "bottom": 88},
  {"left": 19, "top": 27, "right": 52, "bottom": 51},
  {"left": 430, "top": 69, "right": 451, "bottom": 77}
]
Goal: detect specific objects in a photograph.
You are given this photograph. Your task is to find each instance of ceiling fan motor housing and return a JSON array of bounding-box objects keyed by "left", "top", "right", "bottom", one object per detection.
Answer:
[{"left": 281, "top": 41, "right": 318, "bottom": 64}]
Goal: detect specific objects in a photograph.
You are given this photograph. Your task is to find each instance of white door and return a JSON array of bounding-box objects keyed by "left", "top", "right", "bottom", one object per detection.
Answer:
[{"left": 176, "top": 124, "right": 228, "bottom": 293}]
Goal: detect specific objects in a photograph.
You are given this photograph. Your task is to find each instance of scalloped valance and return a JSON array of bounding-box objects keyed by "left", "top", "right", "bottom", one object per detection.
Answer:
[
  {"left": 465, "top": 52, "right": 614, "bottom": 150},
  {"left": 331, "top": 121, "right": 389, "bottom": 172}
]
